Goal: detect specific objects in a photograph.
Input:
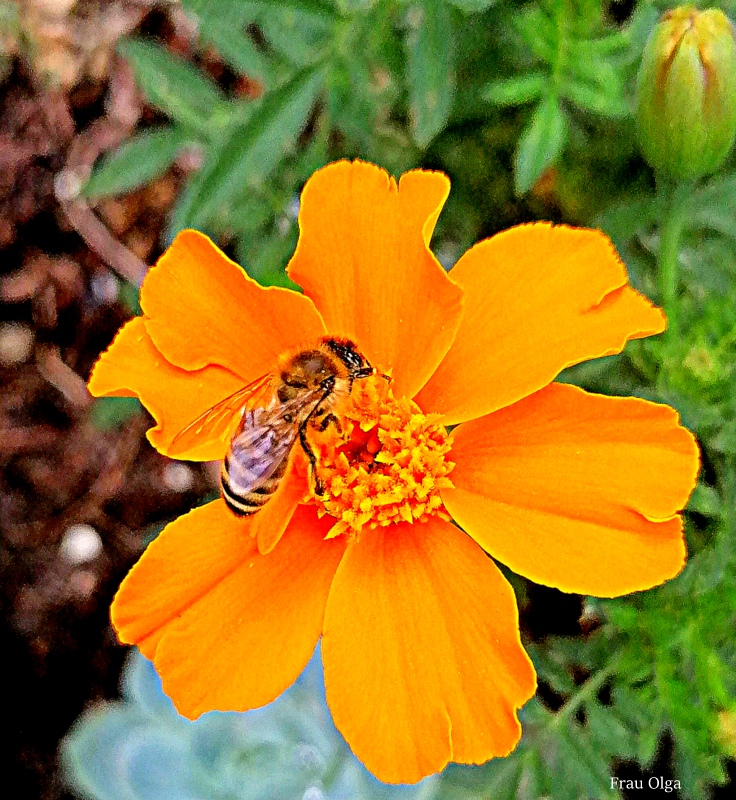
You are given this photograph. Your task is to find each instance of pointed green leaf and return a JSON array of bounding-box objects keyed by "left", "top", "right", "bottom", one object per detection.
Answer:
[
  {"left": 555, "top": 724, "right": 613, "bottom": 798},
  {"left": 182, "top": 0, "right": 338, "bottom": 22},
  {"left": 257, "top": 6, "right": 334, "bottom": 66},
  {"left": 118, "top": 39, "right": 226, "bottom": 134},
  {"left": 561, "top": 79, "right": 629, "bottom": 118},
  {"left": 483, "top": 73, "right": 547, "bottom": 107},
  {"left": 522, "top": 747, "right": 552, "bottom": 798},
  {"left": 514, "top": 94, "right": 568, "bottom": 194},
  {"left": 406, "top": 0, "right": 456, "bottom": 148},
  {"left": 514, "top": 7, "right": 557, "bottom": 63},
  {"left": 637, "top": 711, "right": 666, "bottom": 767},
  {"left": 612, "top": 684, "right": 656, "bottom": 732},
  {"left": 168, "top": 65, "right": 324, "bottom": 235},
  {"left": 586, "top": 703, "right": 637, "bottom": 759},
  {"left": 200, "top": 21, "right": 268, "bottom": 81},
  {"left": 485, "top": 755, "right": 526, "bottom": 800},
  {"left": 84, "top": 128, "right": 186, "bottom": 199}
]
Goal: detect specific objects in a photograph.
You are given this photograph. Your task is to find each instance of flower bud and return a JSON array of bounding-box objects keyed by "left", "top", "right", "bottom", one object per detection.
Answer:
[{"left": 636, "top": 6, "right": 736, "bottom": 180}]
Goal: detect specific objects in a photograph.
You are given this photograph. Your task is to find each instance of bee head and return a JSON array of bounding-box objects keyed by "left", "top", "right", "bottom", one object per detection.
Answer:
[{"left": 321, "top": 337, "right": 374, "bottom": 381}]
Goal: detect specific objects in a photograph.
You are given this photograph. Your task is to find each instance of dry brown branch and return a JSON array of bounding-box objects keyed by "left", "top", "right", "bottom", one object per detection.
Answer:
[{"left": 56, "top": 57, "right": 148, "bottom": 287}]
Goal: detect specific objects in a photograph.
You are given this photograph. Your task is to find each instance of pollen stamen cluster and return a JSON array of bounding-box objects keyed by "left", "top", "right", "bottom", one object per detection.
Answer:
[{"left": 311, "top": 374, "right": 454, "bottom": 539}]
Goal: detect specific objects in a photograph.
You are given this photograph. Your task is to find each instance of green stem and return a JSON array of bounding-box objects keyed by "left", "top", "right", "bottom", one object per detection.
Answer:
[
  {"left": 552, "top": 662, "right": 618, "bottom": 729},
  {"left": 656, "top": 181, "right": 691, "bottom": 347}
]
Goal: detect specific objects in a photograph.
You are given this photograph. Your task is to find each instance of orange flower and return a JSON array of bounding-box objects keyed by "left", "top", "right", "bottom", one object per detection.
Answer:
[{"left": 89, "top": 160, "right": 699, "bottom": 784}]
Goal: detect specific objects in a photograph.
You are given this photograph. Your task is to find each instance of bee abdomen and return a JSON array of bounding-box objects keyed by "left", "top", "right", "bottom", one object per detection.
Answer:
[{"left": 220, "top": 459, "right": 286, "bottom": 517}]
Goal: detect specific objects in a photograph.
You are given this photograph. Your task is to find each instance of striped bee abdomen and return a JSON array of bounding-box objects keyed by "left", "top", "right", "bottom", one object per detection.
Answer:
[{"left": 220, "top": 455, "right": 289, "bottom": 516}]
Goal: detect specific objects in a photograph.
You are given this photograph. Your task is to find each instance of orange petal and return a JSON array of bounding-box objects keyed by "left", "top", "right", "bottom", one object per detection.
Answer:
[
  {"left": 287, "top": 161, "right": 463, "bottom": 399},
  {"left": 443, "top": 383, "right": 700, "bottom": 597},
  {"left": 322, "top": 516, "right": 536, "bottom": 784},
  {"left": 141, "top": 229, "right": 326, "bottom": 380},
  {"left": 112, "top": 500, "right": 345, "bottom": 717},
  {"left": 113, "top": 474, "right": 304, "bottom": 657},
  {"left": 415, "top": 224, "right": 666, "bottom": 424},
  {"left": 253, "top": 455, "right": 309, "bottom": 555},
  {"left": 88, "top": 317, "right": 243, "bottom": 461}
]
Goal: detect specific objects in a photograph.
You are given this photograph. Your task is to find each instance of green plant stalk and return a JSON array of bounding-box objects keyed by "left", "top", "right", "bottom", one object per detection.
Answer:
[
  {"left": 656, "top": 180, "right": 691, "bottom": 347},
  {"left": 552, "top": 661, "right": 618, "bottom": 730}
]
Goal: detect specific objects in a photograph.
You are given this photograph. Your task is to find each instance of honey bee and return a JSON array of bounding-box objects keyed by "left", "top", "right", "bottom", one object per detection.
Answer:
[{"left": 170, "top": 337, "right": 375, "bottom": 516}]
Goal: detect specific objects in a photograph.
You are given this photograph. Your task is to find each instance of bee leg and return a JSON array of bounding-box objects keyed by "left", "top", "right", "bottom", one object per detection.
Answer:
[
  {"left": 299, "top": 423, "right": 326, "bottom": 496},
  {"left": 300, "top": 385, "right": 335, "bottom": 498},
  {"left": 312, "top": 472, "right": 326, "bottom": 497}
]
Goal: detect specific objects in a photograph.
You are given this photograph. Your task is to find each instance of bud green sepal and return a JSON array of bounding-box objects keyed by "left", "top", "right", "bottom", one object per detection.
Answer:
[{"left": 636, "top": 6, "right": 736, "bottom": 180}]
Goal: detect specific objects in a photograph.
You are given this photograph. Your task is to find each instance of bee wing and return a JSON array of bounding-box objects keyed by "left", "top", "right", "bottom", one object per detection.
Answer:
[
  {"left": 168, "top": 374, "right": 274, "bottom": 457},
  {"left": 227, "top": 411, "right": 299, "bottom": 492},
  {"left": 226, "top": 387, "right": 326, "bottom": 492}
]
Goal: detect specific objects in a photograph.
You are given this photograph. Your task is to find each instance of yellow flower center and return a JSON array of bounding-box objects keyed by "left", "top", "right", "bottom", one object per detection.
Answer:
[{"left": 310, "top": 374, "right": 455, "bottom": 539}]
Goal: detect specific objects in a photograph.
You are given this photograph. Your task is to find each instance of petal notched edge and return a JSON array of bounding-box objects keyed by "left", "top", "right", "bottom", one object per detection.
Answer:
[
  {"left": 287, "top": 160, "right": 463, "bottom": 399},
  {"left": 416, "top": 223, "right": 666, "bottom": 424},
  {"left": 397, "top": 167, "right": 451, "bottom": 247}
]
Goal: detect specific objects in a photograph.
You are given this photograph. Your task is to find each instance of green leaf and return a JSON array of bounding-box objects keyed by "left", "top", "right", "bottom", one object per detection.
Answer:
[
  {"left": 612, "top": 684, "right": 656, "bottom": 733},
  {"left": 267, "top": 0, "right": 338, "bottom": 18},
  {"left": 446, "top": 0, "right": 497, "bottom": 12},
  {"left": 568, "top": 33, "right": 628, "bottom": 62},
  {"left": 84, "top": 128, "right": 185, "bottom": 199},
  {"left": 556, "top": 725, "right": 613, "bottom": 798},
  {"left": 689, "top": 483, "right": 723, "bottom": 518},
  {"left": 90, "top": 397, "right": 141, "bottom": 430},
  {"left": 637, "top": 711, "right": 666, "bottom": 767},
  {"left": 405, "top": 0, "right": 456, "bottom": 149},
  {"left": 118, "top": 39, "right": 226, "bottom": 134},
  {"left": 180, "top": 0, "right": 257, "bottom": 27},
  {"left": 523, "top": 746, "right": 552, "bottom": 798},
  {"left": 200, "top": 20, "right": 267, "bottom": 81},
  {"left": 482, "top": 72, "right": 546, "bottom": 107},
  {"left": 534, "top": 659, "right": 575, "bottom": 696},
  {"left": 257, "top": 5, "right": 335, "bottom": 66},
  {"left": 168, "top": 65, "right": 324, "bottom": 235},
  {"left": 586, "top": 703, "right": 637, "bottom": 760},
  {"left": 245, "top": 226, "right": 299, "bottom": 288},
  {"left": 561, "top": 78, "right": 629, "bottom": 117},
  {"left": 248, "top": 0, "right": 339, "bottom": 19},
  {"left": 182, "top": 0, "right": 338, "bottom": 22},
  {"left": 514, "top": 94, "right": 568, "bottom": 194},
  {"left": 514, "top": 6, "right": 558, "bottom": 63}
]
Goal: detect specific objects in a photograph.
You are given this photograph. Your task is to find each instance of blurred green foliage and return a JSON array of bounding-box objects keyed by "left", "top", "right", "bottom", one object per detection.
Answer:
[
  {"left": 0, "top": 1, "right": 19, "bottom": 82},
  {"left": 79, "top": 0, "right": 736, "bottom": 798}
]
